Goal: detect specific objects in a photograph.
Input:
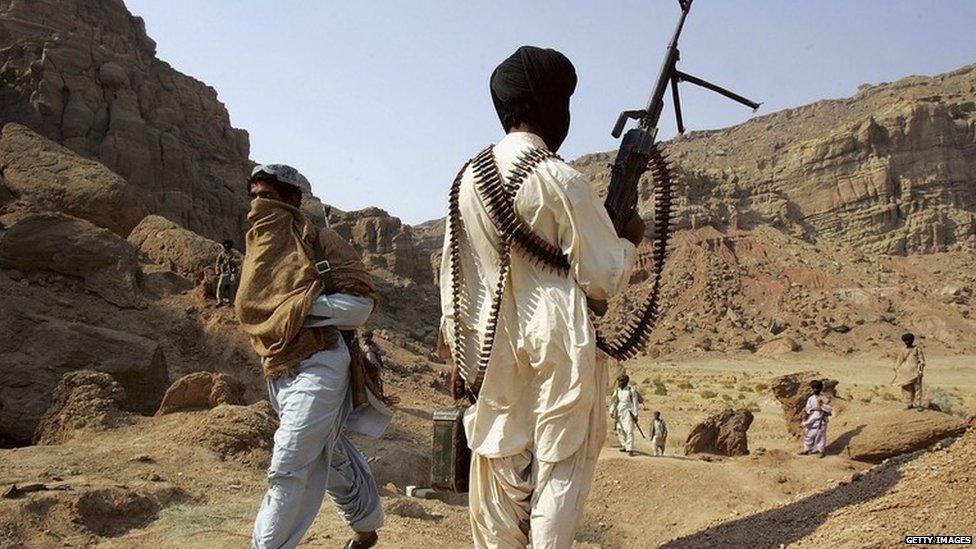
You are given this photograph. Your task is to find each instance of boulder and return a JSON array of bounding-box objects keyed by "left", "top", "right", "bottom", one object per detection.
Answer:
[
  {"left": 0, "top": 309, "right": 168, "bottom": 444},
  {"left": 771, "top": 371, "right": 839, "bottom": 438},
  {"left": 0, "top": 123, "right": 145, "bottom": 236},
  {"left": 32, "top": 371, "right": 130, "bottom": 445},
  {"left": 684, "top": 408, "right": 754, "bottom": 456},
  {"left": 176, "top": 402, "right": 278, "bottom": 468},
  {"left": 756, "top": 336, "right": 801, "bottom": 357},
  {"left": 127, "top": 215, "right": 231, "bottom": 282},
  {"left": 156, "top": 372, "right": 246, "bottom": 415},
  {"left": 843, "top": 409, "right": 968, "bottom": 463},
  {"left": 0, "top": 213, "right": 141, "bottom": 307}
]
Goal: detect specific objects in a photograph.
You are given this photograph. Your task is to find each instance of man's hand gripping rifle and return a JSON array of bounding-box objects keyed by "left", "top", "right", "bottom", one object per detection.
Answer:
[{"left": 596, "top": 0, "right": 759, "bottom": 360}]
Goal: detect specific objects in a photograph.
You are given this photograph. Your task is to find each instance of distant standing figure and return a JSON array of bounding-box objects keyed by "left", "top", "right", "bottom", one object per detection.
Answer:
[
  {"left": 215, "top": 239, "right": 240, "bottom": 306},
  {"left": 799, "top": 380, "right": 832, "bottom": 458},
  {"left": 892, "top": 332, "right": 926, "bottom": 410},
  {"left": 609, "top": 374, "right": 642, "bottom": 456},
  {"left": 360, "top": 330, "right": 383, "bottom": 368},
  {"left": 650, "top": 411, "right": 668, "bottom": 456}
]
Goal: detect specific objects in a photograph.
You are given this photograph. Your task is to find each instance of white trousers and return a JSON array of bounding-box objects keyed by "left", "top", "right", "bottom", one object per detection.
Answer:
[
  {"left": 615, "top": 411, "right": 635, "bottom": 452},
  {"left": 252, "top": 342, "right": 383, "bottom": 549},
  {"left": 468, "top": 374, "right": 606, "bottom": 549}
]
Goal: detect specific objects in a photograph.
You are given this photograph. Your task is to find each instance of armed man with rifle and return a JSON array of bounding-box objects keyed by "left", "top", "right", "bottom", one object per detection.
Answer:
[{"left": 437, "top": 1, "right": 756, "bottom": 547}]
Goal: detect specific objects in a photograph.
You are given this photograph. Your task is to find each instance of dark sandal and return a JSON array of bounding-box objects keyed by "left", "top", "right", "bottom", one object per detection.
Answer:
[{"left": 344, "top": 532, "right": 378, "bottom": 549}]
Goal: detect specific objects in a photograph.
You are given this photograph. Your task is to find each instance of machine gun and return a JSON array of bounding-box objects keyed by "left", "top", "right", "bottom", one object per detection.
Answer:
[
  {"left": 604, "top": 0, "right": 759, "bottom": 232},
  {"left": 597, "top": 0, "right": 759, "bottom": 360}
]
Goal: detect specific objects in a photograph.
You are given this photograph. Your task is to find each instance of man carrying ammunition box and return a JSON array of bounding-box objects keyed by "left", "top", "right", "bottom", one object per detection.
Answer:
[
  {"left": 235, "top": 164, "right": 391, "bottom": 549},
  {"left": 439, "top": 46, "right": 643, "bottom": 548}
]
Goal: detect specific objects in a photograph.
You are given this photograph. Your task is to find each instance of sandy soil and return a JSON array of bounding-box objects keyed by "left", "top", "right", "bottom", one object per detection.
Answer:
[{"left": 0, "top": 352, "right": 972, "bottom": 548}]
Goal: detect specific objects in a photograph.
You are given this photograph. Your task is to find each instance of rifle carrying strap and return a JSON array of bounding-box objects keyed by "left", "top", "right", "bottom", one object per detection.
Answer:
[{"left": 310, "top": 230, "right": 335, "bottom": 293}]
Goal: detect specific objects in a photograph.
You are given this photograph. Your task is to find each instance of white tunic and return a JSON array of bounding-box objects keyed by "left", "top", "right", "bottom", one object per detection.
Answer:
[{"left": 439, "top": 131, "right": 637, "bottom": 463}]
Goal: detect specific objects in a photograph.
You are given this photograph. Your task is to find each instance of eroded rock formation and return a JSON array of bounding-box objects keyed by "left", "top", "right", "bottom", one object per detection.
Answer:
[
  {"left": 32, "top": 370, "right": 130, "bottom": 445},
  {"left": 0, "top": 0, "right": 251, "bottom": 242},
  {"left": 684, "top": 408, "right": 754, "bottom": 456}
]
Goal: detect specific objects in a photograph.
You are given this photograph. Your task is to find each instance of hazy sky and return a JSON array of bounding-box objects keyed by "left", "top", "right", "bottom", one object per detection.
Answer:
[{"left": 126, "top": 0, "right": 976, "bottom": 224}]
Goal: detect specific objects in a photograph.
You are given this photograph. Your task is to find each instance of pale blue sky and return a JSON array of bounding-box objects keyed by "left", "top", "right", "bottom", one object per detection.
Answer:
[{"left": 127, "top": 1, "right": 976, "bottom": 224}]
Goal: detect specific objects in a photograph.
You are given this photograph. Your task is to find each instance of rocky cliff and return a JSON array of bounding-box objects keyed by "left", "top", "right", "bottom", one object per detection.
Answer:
[
  {"left": 576, "top": 65, "right": 976, "bottom": 357},
  {"left": 0, "top": 0, "right": 250, "bottom": 241},
  {"left": 574, "top": 64, "right": 976, "bottom": 255}
]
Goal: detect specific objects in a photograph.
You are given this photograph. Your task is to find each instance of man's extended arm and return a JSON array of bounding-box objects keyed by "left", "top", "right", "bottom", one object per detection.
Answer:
[{"left": 304, "top": 293, "right": 374, "bottom": 330}]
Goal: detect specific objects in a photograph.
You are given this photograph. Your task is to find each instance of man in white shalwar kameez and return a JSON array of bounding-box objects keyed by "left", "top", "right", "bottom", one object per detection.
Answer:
[
  {"left": 439, "top": 46, "right": 642, "bottom": 549},
  {"left": 609, "top": 374, "right": 642, "bottom": 456}
]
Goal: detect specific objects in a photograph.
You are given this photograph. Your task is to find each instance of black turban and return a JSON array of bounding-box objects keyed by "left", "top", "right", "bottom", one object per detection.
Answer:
[{"left": 490, "top": 46, "right": 577, "bottom": 151}]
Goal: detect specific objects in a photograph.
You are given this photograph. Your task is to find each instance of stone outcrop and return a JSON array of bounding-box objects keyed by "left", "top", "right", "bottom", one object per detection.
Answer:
[
  {"left": 127, "top": 214, "right": 231, "bottom": 282},
  {"left": 756, "top": 336, "right": 801, "bottom": 357},
  {"left": 771, "top": 372, "right": 839, "bottom": 438},
  {"left": 842, "top": 409, "right": 968, "bottom": 463},
  {"left": 0, "top": 0, "right": 251, "bottom": 242},
  {"left": 0, "top": 212, "right": 141, "bottom": 307},
  {"left": 32, "top": 370, "right": 130, "bottom": 445},
  {"left": 176, "top": 401, "right": 278, "bottom": 468},
  {"left": 684, "top": 408, "right": 754, "bottom": 456},
  {"left": 0, "top": 123, "right": 145, "bottom": 235},
  {"left": 156, "top": 372, "right": 246, "bottom": 415},
  {"left": 0, "top": 309, "right": 168, "bottom": 444},
  {"left": 331, "top": 207, "right": 428, "bottom": 282}
]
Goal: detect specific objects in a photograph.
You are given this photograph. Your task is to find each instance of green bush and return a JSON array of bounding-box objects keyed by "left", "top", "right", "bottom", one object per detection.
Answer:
[{"left": 700, "top": 390, "right": 718, "bottom": 399}]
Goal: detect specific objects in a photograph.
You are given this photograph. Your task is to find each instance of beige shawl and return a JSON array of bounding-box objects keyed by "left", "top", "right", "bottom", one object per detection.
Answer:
[{"left": 235, "top": 198, "right": 376, "bottom": 378}]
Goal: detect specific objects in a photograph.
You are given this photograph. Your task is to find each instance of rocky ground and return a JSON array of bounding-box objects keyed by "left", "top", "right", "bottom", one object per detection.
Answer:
[{"left": 1, "top": 352, "right": 972, "bottom": 548}]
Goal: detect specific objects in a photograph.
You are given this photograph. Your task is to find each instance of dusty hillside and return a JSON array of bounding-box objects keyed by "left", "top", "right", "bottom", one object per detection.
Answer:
[{"left": 579, "top": 65, "right": 976, "bottom": 358}]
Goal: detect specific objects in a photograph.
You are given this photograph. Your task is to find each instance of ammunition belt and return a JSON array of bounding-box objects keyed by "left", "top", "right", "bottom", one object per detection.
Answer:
[
  {"left": 472, "top": 146, "right": 568, "bottom": 274},
  {"left": 448, "top": 143, "right": 676, "bottom": 397},
  {"left": 447, "top": 145, "right": 557, "bottom": 398},
  {"left": 596, "top": 144, "right": 675, "bottom": 360}
]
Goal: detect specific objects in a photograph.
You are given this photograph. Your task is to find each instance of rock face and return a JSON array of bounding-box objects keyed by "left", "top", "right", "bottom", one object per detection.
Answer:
[
  {"left": 32, "top": 370, "right": 129, "bottom": 445},
  {"left": 331, "top": 207, "right": 428, "bottom": 281},
  {"left": 575, "top": 65, "right": 976, "bottom": 255},
  {"left": 684, "top": 408, "right": 754, "bottom": 456},
  {"left": 842, "top": 409, "right": 968, "bottom": 463},
  {"left": 127, "top": 215, "right": 229, "bottom": 282},
  {"left": 771, "top": 372, "right": 839, "bottom": 438},
  {"left": 572, "top": 65, "right": 976, "bottom": 358},
  {"left": 0, "top": 0, "right": 251, "bottom": 242},
  {"left": 176, "top": 402, "right": 278, "bottom": 468},
  {"left": 0, "top": 309, "right": 168, "bottom": 444},
  {"left": 156, "top": 372, "right": 246, "bottom": 415},
  {"left": 0, "top": 123, "right": 145, "bottom": 235},
  {"left": 0, "top": 212, "right": 141, "bottom": 307}
]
